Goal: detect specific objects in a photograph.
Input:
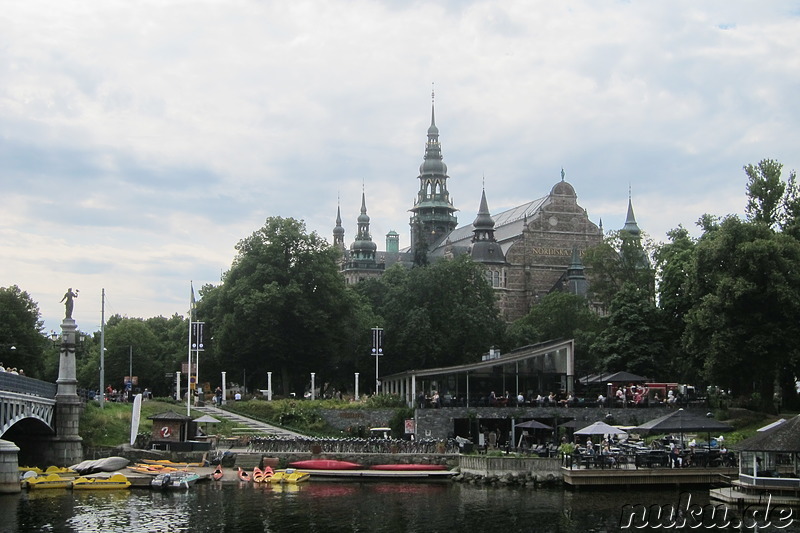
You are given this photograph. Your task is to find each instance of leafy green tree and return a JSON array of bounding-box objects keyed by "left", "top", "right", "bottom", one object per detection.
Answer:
[
  {"left": 683, "top": 216, "right": 800, "bottom": 411},
  {"left": 590, "top": 282, "right": 668, "bottom": 378},
  {"left": 745, "top": 159, "right": 787, "bottom": 228},
  {"left": 653, "top": 226, "right": 698, "bottom": 382},
  {"left": 358, "top": 256, "right": 505, "bottom": 374},
  {"left": 583, "top": 230, "right": 655, "bottom": 312},
  {"left": 200, "top": 217, "right": 361, "bottom": 397},
  {"left": 0, "top": 285, "right": 48, "bottom": 378}
]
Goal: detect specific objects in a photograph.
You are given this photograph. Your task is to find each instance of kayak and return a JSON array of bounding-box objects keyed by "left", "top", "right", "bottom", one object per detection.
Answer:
[
  {"left": 237, "top": 467, "right": 251, "bottom": 482},
  {"left": 289, "top": 460, "right": 362, "bottom": 470},
  {"left": 212, "top": 465, "right": 224, "bottom": 481},
  {"left": 253, "top": 466, "right": 274, "bottom": 482}
]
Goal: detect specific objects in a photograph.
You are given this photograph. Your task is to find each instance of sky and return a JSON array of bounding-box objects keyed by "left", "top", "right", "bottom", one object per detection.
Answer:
[{"left": 2, "top": 1, "right": 799, "bottom": 336}]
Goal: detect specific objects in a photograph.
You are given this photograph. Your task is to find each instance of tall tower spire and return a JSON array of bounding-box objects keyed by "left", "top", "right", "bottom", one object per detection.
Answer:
[
  {"left": 409, "top": 88, "right": 458, "bottom": 252},
  {"left": 622, "top": 186, "right": 641, "bottom": 236},
  {"left": 333, "top": 194, "right": 345, "bottom": 252}
]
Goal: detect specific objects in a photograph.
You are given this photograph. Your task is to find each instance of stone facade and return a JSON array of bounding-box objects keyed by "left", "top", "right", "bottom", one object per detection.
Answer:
[{"left": 501, "top": 181, "right": 603, "bottom": 321}]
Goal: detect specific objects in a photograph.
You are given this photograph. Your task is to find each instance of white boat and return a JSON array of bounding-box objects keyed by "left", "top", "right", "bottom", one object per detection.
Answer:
[{"left": 151, "top": 471, "right": 201, "bottom": 490}]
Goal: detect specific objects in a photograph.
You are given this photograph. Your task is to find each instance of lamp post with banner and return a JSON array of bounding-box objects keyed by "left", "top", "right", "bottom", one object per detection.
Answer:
[
  {"left": 190, "top": 321, "right": 204, "bottom": 408},
  {"left": 371, "top": 327, "right": 384, "bottom": 395}
]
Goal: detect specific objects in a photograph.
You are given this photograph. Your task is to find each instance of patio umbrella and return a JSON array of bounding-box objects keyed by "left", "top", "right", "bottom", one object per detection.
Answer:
[
  {"left": 574, "top": 421, "right": 628, "bottom": 436},
  {"left": 514, "top": 419, "right": 553, "bottom": 430},
  {"left": 633, "top": 408, "right": 732, "bottom": 446}
]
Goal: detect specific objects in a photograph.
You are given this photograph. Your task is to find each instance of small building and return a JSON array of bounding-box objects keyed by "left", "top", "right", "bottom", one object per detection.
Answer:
[
  {"left": 733, "top": 415, "right": 800, "bottom": 491},
  {"left": 148, "top": 410, "right": 209, "bottom": 452}
]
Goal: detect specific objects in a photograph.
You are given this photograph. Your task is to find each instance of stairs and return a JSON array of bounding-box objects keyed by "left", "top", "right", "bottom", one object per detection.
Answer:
[{"left": 192, "top": 405, "right": 305, "bottom": 439}]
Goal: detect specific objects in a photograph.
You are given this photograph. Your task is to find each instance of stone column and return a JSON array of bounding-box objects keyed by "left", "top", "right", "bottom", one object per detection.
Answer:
[
  {"left": 0, "top": 439, "right": 21, "bottom": 494},
  {"left": 45, "top": 318, "right": 84, "bottom": 466}
]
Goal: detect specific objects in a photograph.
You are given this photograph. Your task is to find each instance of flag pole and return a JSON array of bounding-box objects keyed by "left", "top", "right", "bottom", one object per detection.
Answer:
[{"left": 187, "top": 281, "right": 193, "bottom": 416}]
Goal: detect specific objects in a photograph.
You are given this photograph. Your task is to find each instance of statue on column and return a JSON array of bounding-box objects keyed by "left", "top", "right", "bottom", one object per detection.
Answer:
[{"left": 60, "top": 288, "right": 78, "bottom": 319}]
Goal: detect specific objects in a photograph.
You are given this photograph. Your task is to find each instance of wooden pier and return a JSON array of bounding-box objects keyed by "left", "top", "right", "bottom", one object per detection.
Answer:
[{"left": 562, "top": 466, "right": 737, "bottom": 487}]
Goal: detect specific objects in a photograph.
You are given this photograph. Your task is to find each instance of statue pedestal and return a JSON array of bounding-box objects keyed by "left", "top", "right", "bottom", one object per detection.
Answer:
[{"left": 46, "top": 318, "right": 84, "bottom": 466}]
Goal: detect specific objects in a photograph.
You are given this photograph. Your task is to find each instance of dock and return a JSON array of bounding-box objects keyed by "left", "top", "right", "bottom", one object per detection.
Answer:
[
  {"left": 562, "top": 466, "right": 737, "bottom": 487},
  {"left": 297, "top": 468, "right": 455, "bottom": 479}
]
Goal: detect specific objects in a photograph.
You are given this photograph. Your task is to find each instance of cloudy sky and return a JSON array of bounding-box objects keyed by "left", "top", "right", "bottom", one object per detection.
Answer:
[{"left": 2, "top": 1, "right": 799, "bottom": 335}]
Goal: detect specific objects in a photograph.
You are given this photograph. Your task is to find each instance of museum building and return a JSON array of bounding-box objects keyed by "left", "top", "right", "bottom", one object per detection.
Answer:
[{"left": 334, "top": 100, "right": 642, "bottom": 323}]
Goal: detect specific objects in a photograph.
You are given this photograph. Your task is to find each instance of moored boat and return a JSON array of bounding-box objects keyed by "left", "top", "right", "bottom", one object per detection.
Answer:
[
  {"left": 212, "top": 465, "right": 224, "bottom": 481},
  {"left": 253, "top": 466, "right": 274, "bottom": 482},
  {"left": 237, "top": 467, "right": 251, "bottom": 482},
  {"left": 269, "top": 468, "right": 310, "bottom": 484},
  {"left": 26, "top": 474, "right": 73, "bottom": 490},
  {"left": 290, "top": 459, "right": 362, "bottom": 470},
  {"left": 151, "top": 471, "right": 201, "bottom": 490},
  {"left": 142, "top": 459, "right": 206, "bottom": 468},
  {"left": 72, "top": 474, "right": 131, "bottom": 490}
]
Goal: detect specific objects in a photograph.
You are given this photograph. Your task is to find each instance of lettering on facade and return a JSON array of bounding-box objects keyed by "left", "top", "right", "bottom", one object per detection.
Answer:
[{"left": 531, "top": 247, "right": 584, "bottom": 257}]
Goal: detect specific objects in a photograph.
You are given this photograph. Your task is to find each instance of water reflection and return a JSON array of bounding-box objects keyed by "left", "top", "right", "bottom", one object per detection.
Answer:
[{"left": 7, "top": 481, "right": 800, "bottom": 532}]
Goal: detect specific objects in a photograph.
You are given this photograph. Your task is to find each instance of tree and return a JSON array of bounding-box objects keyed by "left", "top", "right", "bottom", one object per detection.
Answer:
[
  {"left": 0, "top": 285, "right": 48, "bottom": 378},
  {"left": 583, "top": 230, "right": 655, "bottom": 312},
  {"left": 745, "top": 159, "right": 786, "bottom": 228},
  {"left": 201, "top": 217, "right": 361, "bottom": 397},
  {"left": 653, "top": 226, "right": 698, "bottom": 382},
  {"left": 590, "top": 282, "right": 668, "bottom": 377},
  {"left": 358, "top": 256, "right": 505, "bottom": 374},
  {"left": 682, "top": 216, "right": 800, "bottom": 411}
]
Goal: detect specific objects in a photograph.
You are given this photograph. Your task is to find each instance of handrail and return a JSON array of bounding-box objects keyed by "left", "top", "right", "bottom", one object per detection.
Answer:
[{"left": 0, "top": 372, "right": 57, "bottom": 399}]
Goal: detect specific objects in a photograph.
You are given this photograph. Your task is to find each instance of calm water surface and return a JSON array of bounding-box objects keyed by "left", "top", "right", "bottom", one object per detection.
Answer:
[{"left": 3, "top": 481, "right": 798, "bottom": 533}]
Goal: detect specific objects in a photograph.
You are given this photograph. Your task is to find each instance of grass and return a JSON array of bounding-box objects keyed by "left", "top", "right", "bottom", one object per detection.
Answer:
[{"left": 79, "top": 398, "right": 242, "bottom": 448}]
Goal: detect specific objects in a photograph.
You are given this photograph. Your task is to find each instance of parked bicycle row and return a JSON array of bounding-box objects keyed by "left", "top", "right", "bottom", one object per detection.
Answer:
[{"left": 246, "top": 435, "right": 460, "bottom": 454}]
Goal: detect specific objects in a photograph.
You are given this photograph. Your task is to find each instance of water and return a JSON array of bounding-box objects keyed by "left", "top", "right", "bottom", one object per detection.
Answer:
[{"left": 3, "top": 481, "right": 798, "bottom": 532}]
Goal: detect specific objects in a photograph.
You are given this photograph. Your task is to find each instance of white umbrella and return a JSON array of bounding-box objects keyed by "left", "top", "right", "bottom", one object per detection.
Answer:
[{"left": 574, "top": 421, "right": 628, "bottom": 436}]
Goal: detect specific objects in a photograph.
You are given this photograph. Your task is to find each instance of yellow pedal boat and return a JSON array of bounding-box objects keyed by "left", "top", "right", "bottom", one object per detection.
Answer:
[
  {"left": 268, "top": 468, "right": 310, "bottom": 484},
  {"left": 72, "top": 473, "right": 131, "bottom": 490},
  {"left": 26, "top": 474, "right": 73, "bottom": 490}
]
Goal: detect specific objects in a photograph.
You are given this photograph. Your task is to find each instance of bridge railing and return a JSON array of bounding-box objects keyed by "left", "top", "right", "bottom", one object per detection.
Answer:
[{"left": 0, "top": 372, "right": 58, "bottom": 399}]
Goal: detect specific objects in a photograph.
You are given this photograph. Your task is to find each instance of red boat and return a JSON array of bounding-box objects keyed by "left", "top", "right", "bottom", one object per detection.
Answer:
[
  {"left": 212, "top": 465, "right": 224, "bottom": 481},
  {"left": 237, "top": 467, "right": 251, "bottom": 482},
  {"left": 369, "top": 464, "right": 448, "bottom": 471},
  {"left": 289, "top": 460, "right": 362, "bottom": 470}
]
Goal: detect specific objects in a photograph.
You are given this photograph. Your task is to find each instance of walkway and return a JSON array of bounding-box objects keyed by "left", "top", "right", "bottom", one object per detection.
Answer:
[{"left": 192, "top": 404, "right": 306, "bottom": 439}]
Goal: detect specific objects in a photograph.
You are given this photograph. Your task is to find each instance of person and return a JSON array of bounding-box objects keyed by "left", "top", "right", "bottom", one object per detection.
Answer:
[
  {"left": 597, "top": 393, "right": 605, "bottom": 407},
  {"left": 60, "top": 288, "right": 78, "bottom": 319},
  {"left": 547, "top": 392, "right": 556, "bottom": 405},
  {"left": 234, "top": 392, "right": 242, "bottom": 401},
  {"left": 215, "top": 386, "right": 223, "bottom": 405},
  {"left": 516, "top": 392, "right": 524, "bottom": 405},
  {"left": 0, "top": 362, "right": 5, "bottom": 372},
  {"left": 670, "top": 446, "right": 682, "bottom": 468},
  {"left": 432, "top": 391, "right": 440, "bottom": 408}
]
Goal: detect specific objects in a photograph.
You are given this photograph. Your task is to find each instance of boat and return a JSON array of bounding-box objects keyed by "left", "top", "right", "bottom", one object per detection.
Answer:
[
  {"left": 252, "top": 466, "right": 274, "bottom": 483},
  {"left": 151, "top": 471, "right": 201, "bottom": 490},
  {"left": 44, "top": 466, "right": 79, "bottom": 477},
  {"left": 289, "top": 459, "right": 362, "bottom": 470},
  {"left": 19, "top": 466, "right": 44, "bottom": 475},
  {"left": 72, "top": 474, "right": 131, "bottom": 490},
  {"left": 269, "top": 468, "right": 310, "bottom": 484},
  {"left": 370, "top": 464, "right": 449, "bottom": 471},
  {"left": 26, "top": 474, "right": 73, "bottom": 490},
  {"left": 237, "top": 467, "right": 251, "bottom": 482},
  {"left": 212, "top": 465, "right": 224, "bottom": 481},
  {"left": 70, "top": 457, "right": 130, "bottom": 475},
  {"left": 142, "top": 459, "right": 206, "bottom": 468},
  {"left": 128, "top": 464, "right": 181, "bottom": 475}
]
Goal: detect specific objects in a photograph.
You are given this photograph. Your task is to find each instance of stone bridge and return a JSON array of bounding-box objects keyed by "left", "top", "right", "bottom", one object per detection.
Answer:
[{"left": 0, "top": 372, "right": 57, "bottom": 438}]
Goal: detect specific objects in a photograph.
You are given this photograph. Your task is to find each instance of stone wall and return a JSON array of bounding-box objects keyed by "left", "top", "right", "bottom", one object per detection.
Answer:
[{"left": 318, "top": 408, "right": 400, "bottom": 433}]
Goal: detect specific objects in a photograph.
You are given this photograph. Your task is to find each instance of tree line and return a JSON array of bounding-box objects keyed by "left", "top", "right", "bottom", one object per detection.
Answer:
[{"left": 2, "top": 159, "right": 798, "bottom": 412}]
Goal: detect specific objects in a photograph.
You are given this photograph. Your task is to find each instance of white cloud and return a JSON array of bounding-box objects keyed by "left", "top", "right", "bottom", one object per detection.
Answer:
[{"left": 1, "top": 0, "right": 799, "bottom": 333}]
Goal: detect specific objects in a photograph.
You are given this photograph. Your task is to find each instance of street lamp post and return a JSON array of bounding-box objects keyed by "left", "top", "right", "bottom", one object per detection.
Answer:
[
  {"left": 355, "top": 373, "right": 359, "bottom": 401},
  {"left": 371, "top": 327, "right": 383, "bottom": 395},
  {"left": 311, "top": 373, "right": 316, "bottom": 401},
  {"left": 267, "top": 372, "right": 273, "bottom": 401},
  {"left": 221, "top": 371, "right": 227, "bottom": 406}
]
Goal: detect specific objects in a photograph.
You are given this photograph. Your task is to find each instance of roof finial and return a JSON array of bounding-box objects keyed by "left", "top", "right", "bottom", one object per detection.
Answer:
[
  {"left": 482, "top": 173, "right": 485, "bottom": 189},
  {"left": 561, "top": 167, "right": 565, "bottom": 181},
  {"left": 431, "top": 82, "right": 435, "bottom": 103},
  {"left": 628, "top": 183, "right": 632, "bottom": 201}
]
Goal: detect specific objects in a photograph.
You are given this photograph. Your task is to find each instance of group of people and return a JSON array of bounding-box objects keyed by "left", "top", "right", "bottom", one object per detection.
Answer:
[{"left": 0, "top": 363, "right": 24, "bottom": 375}]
